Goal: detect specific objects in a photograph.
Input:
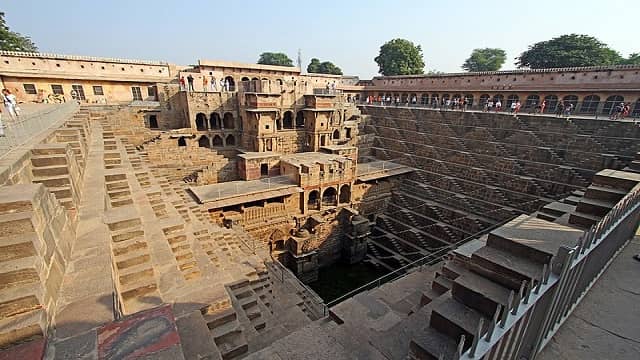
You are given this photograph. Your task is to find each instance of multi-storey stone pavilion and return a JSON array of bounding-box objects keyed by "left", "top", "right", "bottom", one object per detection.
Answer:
[{"left": 0, "top": 50, "right": 639, "bottom": 359}]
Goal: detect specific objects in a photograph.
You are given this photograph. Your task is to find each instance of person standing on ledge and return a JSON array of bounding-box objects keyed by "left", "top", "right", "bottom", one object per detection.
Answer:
[
  {"left": 202, "top": 76, "right": 208, "bottom": 92},
  {"left": 187, "top": 74, "right": 194, "bottom": 92},
  {"left": 210, "top": 76, "right": 217, "bottom": 92},
  {"left": 2, "top": 89, "right": 19, "bottom": 119},
  {"left": 179, "top": 76, "right": 185, "bottom": 91}
]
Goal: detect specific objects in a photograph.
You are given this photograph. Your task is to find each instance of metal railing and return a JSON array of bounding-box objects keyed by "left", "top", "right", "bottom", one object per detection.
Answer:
[
  {"left": 0, "top": 102, "right": 79, "bottom": 159},
  {"left": 324, "top": 216, "right": 516, "bottom": 309},
  {"left": 358, "top": 100, "right": 640, "bottom": 120},
  {"left": 454, "top": 183, "right": 640, "bottom": 360}
]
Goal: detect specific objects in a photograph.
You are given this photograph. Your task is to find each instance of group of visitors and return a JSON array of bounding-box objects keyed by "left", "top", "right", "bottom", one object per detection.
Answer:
[
  {"left": 610, "top": 102, "right": 632, "bottom": 120},
  {"left": 0, "top": 89, "right": 19, "bottom": 138},
  {"left": 180, "top": 75, "right": 229, "bottom": 92},
  {"left": 554, "top": 102, "right": 574, "bottom": 117},
  {"left": 325, "top": 81, "right": 337, "bottom": 94}
]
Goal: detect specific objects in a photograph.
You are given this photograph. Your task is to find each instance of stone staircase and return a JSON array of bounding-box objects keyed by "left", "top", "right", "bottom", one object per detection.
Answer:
[
  {"left": 409, "top": 215, "right": 583, "bottom": 359},
  {"left": 30, "top": 144, "right": 82, "bottom": 213}
]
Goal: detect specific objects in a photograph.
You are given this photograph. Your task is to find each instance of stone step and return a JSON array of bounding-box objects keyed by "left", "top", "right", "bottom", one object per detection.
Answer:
[
  {"left": 584, "top": 185, "right": 628, "bottom": 203},
  {"left": 48, "top": 186, "right": 72, "bottom": 200},
  {"left": 430, "top": 297, "right": 488, "bottom": 350},
  {"left": 31, "top": 165, "right": 69, "bottom": 178},
  {"left": 0, "top": 212, "right": 36, "bottom": 236},
  {"left": 30, "top": 155, "right": 67, "bottom": 168},
  {"left": 563, "top": 195, "right": 582, "bottom": 206},
  {"left": 409, "top": 326, "right": 458, "bottom": 360},
  {"left": 432, "top": 274, "right": 453, "bottom": 295},
  {"left": 575, "top": 197, "right": 617, "bottom": 217},
  {"left": 213, "top": 329, "right": 248, "bottom": 360},
  {"left": 32, "top": 175, "right": 71, "bottom": 188},
  {"left": 0, "top": 307, "right": 45, "bottom": 348},
  {"left": 451, "top": 270, "right": 511, "bottom": 318},
  {"left": 30, "top": 144, "right": 67, "bottom": 156},
  {"left": 470, "top": 246, "right": 542, "bottom": 290},
  {"left": 568, "top": 211, "right": 602, "bottom": 228},
  {"left": 202, "top": 307, "right": 237, "bottom": 330},
  {"left": 592, "top": 171, "right": 640, "bottom": 191}
]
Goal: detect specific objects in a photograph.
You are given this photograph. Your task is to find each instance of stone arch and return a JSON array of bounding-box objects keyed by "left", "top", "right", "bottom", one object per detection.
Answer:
[
  {"left": 452, "top": 93, "right": 462, "bottom": 101},
  {"left": 224, "top": 76, "right": 235, "bottom": 91},
  {"left": 212, "top": 135, "right": 223, "bottom": 147},
  {"left": 332, "top": 129, "right": 340, "bottom": 140},
  {"left": 632, "top": 98, "right": 640, "bottom": 117},
  {"left": 198, "top": 135, "right": 210, "bottom": 148},
  {"left": 269, "top": 229, "right": 287, "bottom": 251},
  {"left": 441, "top": 94, "right": 450, "bottom": 102},
  {"left": 223, "top": 112, "right": 235, "bottom": 129},
  {"left": 322, "top": 187, "right": 337, "bottom": 207},
  {"left": 308, "top": 190, "right": 319, "bottom": 210},
  {"left": 421, "top": 93, "right": 429, "bottom": 105},
  {"left": 210, "top": 113, "right": 221, "bottom": 129},
  {"left": 431, "top": 94, "right": 439, "bottom": 103},
  {"left": 178, "top": 137, "right": 187, "bottom": 147},
  {"left": 283, "top": 111, "right": 294, "bottom": 129},
  {"left": 603, "top": 95, "right": 624, "bottom": 115},
  {"left": 241, "top": 77, "right": 250, "bottom": 91},
  {"left": 479, "top": 94, "right": 490, "bottom": 105},
  {"left": 295, "top": 111, "right": 305, "bottom": 128},
  {"left": 580, "top": 95, "right": 600, "bottom": 114},
  {"left": 226, "top": 134, "right": 235, "bottom": 146},
  {"left": 401, "top": 93, "right": 408, "bottom": 103},
  {"left": 492, "top": 94, "right": 504, "bottom": 104},
  {"left": 409, "top": 93, "right": 417, "bottom": 103},
  {"left": 339, "top": 184, "right": 351, "bottom": 204},
  {"left": 543, "top": 95, "right": 558, "bottom": 113},
  {"left": 506, "top": 94, "right": 519, "bottom": 107},
  {"left": 195, "top": 112, "right": 207, "bottom": 130}
]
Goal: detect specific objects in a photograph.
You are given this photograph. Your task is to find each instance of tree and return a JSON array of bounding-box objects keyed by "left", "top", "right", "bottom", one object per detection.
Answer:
[
  {"left": 374, "top": 39, "right": 425, "bottom": 76},
  {"left": 619, "top": 53, "right": 640, "bottom": 65},
  {"left": 307, "top": 58, "right": 343, "bottom": 75},
  {"left": 462, "top": 48, "right": 506, "bottom": 72},
  {"left": 0, "top": 12, "right": 37, "bottom": 52},
  {"left": 516, "top": 34, "right": 621, "bottom": 69},
  {"left": 257, "top": 52, "right": 294, "bottom": 67}
]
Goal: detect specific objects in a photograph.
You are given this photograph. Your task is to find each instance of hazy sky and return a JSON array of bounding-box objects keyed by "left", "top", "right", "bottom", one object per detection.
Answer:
[{"left": 3, "top": 0, "right": 639, "bottom": 78}]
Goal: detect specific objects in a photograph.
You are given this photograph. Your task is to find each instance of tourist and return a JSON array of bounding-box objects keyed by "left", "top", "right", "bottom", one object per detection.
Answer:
[
  {"left": 510, "top": 101, "right": 517, "bottom": 114},
  {"left": 483, "top": 99, "right": 489, "bottom": 112},
  {"left": 487, "top": 99, "right": 494, "bottom": 112},
  {"left": 445, "top": 98, "right": 450, "bottom": 110},
  {"left": 556, "top": 102, "right": 565, "bottom": 117},
  {"left": 515, "top": 101, "right": 522, "bottom": 114},
  {"left": 540, "top": 100, "right": 546, "bottom": 114},
  {"left": 611, "top": 103, "right": 623, "bottom": 120},
  {"left": 2, "top": 89, "right": 19, "bottom": 119},
  {"left": 433, "top": 96, "right": 438, "bottom": 109},
  {"left": 224, "top": 78, "right": 230, "bottom": 92},
  {"left": 495, "top": 99, "right": 502, "bottom": 112},
  {"left": 412, "top": 95, "right": 417, "bottom": 106},
  {"left": 565, "top": 103, "right": 573, "bottom": 117},
  {"left": 462, "top": 98, "right": 469, "bottom": 112},
  {"left": 187, "top": 74, "right": 194, "bottom": 92},
  {"left": 220, "top": 78, "right": 225, "bottom": 92},
  {"left": 622, "top": 103, "right": 630, "bottom": 119},
  {"left": 202, "top": 76, "right": 208, "bottom": 92},
  {"left": 211, "top": 76, "right": 217, "bottom": 91},
  {"left": 179, "top": 76, "right": 185, "bottom": 91}
]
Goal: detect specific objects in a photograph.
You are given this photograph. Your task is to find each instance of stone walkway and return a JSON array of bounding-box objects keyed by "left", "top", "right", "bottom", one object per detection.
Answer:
[{"left": 538, "top": 234, "right": 640, "bottom": 360}]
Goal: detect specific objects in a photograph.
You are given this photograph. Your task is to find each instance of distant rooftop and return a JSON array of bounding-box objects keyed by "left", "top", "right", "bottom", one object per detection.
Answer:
[
  {"left": 198, "top": 59, "right": 301, "bottom": 74},
  {"left": 0, "top": 50, "right": 168, "bottom": 66}
]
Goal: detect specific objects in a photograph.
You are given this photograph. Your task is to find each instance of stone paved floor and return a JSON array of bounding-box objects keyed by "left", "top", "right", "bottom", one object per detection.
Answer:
[{"left": 538, "top": 233, "right": 640, "bottom": 360}]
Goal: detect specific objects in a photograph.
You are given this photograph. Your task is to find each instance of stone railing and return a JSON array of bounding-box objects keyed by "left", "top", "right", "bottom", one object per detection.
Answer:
[{"left": 457, "top": 183, "right": 640, "bottom": 360}]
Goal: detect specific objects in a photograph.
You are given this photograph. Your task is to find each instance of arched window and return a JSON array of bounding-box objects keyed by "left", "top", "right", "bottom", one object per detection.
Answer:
[
  {"left": 226, "top": 134, "right": 235, "bottom": 146},
  {"left": 421, "top": 94, "right": 429, "bottom": 105},
  {"left": 223, "top": 112, "right": 235, "bottom": 129},
  {"left": 409, "top": 93, "right": 417, "bottom": 104},
  {"left": 212, "top": 135, "right": 223, "bottom": 147},
  {"left": 224, "top": 76, "right": 235, "bottom": 91},
  {"left": 333, "top": 129, "right": 340, "bottom": 140},
  {"left": 210, "top": 113, "right": 221, "bottom": 129},
  {"left": 198, "top": 136, "right": 210, "bottom": 148},
  {"left": 322, "top": 187, "right": 337, "bottom": 206},
  {"left": 339, "top": 184, "right": 350, "bottom": 204},
  {"left": 543, "top": 95, "right": 558, "bottom": 113},
  {"left": 507, "top": 95, "right": 519, "bottom": 107},
  {"left": 178, "top": 137, "right": 187, "bottom": 147},
  {"left": 401, "top": 93, "right": 408, "bottom": 103},
  {"left": 452, "top": 94, "right": 462, "bottom": 101},
  {"left": 493, "top": 94, "right": 504, "bottom": 104},
  {"left": 479, "top": 94, "right": 490, "bottom": 105},
  {"left": 282, "top": 111, "right": 294, "bottom": 129},
  {"left": 431, "top": 94, "right": 439, "bottom": 103},
  {"left": 603, "top": 95, "right": 624, "bottom": 115},
  {"left": 525, "top": 95, "right": 540, "bottom": 109},
  {"left": 241, "top": 77, "right": 250, "bottom": 91},
  {"left": 295, "top": 111, "right": 305, "bottom": 128},
  {"left": 195, "top": 113, "right": 207, "bottom": 131},
  {"left": 563, "top": 95, "right": 578, "bottom": 109},
  {"left": 580, "top": 95, "right": 600, "bottom": 114},
  {"left": 441, "top": 94, "right": 450, "bottom": 101},
  {"left": 632, "top": 98, "right": 640, "bottom": 117},
  {"left": 308, "top": 190, "right": 319, "bottom": 210}
]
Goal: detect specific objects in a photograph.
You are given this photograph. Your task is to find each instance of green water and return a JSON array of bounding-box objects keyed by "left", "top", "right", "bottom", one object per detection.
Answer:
[{"left": 309, "top": 262, "right": 389, "bottom": 302}]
